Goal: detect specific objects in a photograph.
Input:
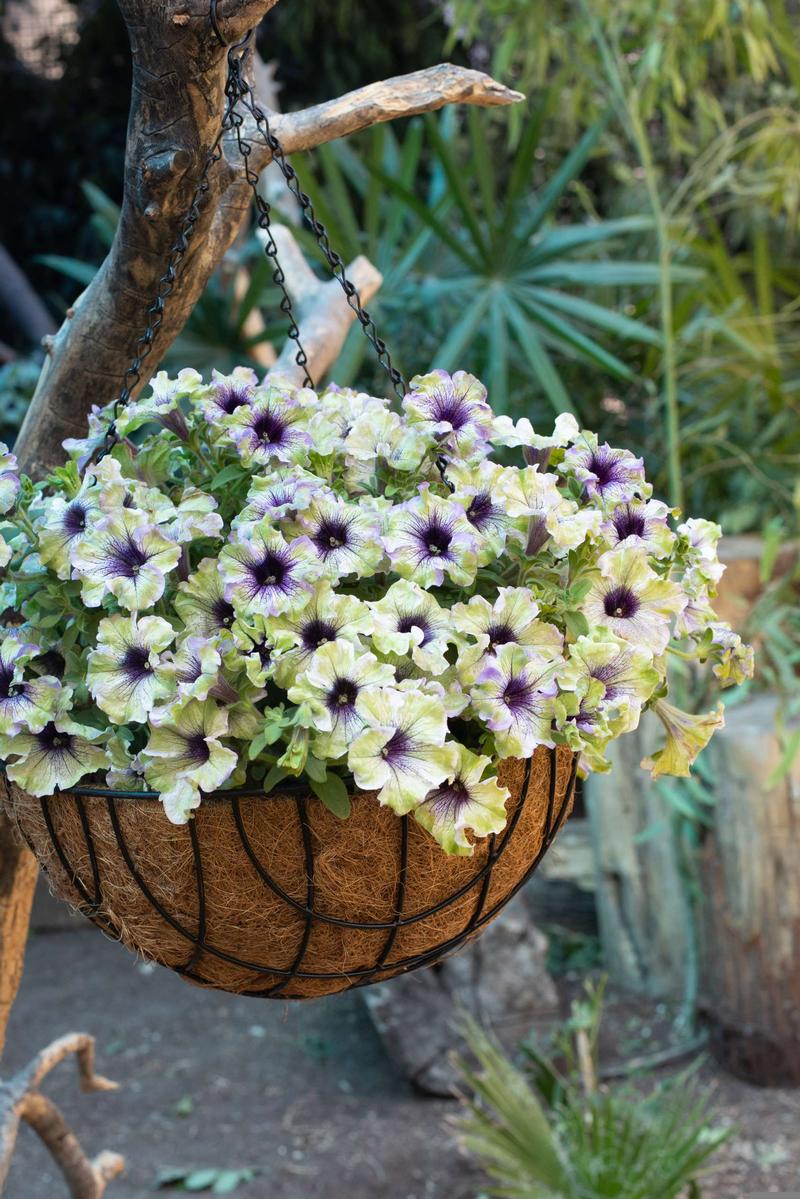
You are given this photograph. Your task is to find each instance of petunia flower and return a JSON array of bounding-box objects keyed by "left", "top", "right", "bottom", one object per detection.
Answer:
[
  {"left": 62, "top": 402, "right": 116, "bottom": 470},
  {"left": 0, "top": 443, "right": 20, "bottom": 514},
  {"left": 230, "top": 615, "right": 277, "bottom": 688},
  {"left": 0, "top": 635, "right": 62, "bottom": 735},
  {"left": 166, "top": 486, "right": 224, "bottom": 543},
  {"left": 199, "top": 366, "right": 258, "bottom": 423},
  {"left": 223, "top": 386, "right": 311, "bottom": 466},
  {"left": 558, "top": 630, "right": 660, "bottom": 734},
  {"left": 601, "top": 499, "right": 675, "bottom": 558},
  {"left": 446, "top": 459, "right": 510, "bottom": 562},
  {"left": 308, "top": 385, "right": 387, "bottom": 456},
  {"left": 296, "top": 497, "right": 384, "bottom": 581},
  {"left": 696, "top": 622, "right": 755, "bottom": 688},
  {"left": 86, "top": 613, "right": 175, "bottom": 724},
  {"left": 90, "top": 457, "right": 176, "bottom": 525},
  {"left": 348, "top": 687, "right": 457, "bottom": 813},
  {"left": 414, "top": 744, "right": 510, "bottom": 855},
  {"left": 175, "top": 557, "right": 237, "bottom": 638},
  {"left": 233, "top": 467, "right": 326, "bottom": 532},
  {"left": 287, "top": 639, "right": 395, "bottom": 759},
  {"left": 70, "top": 508, "right": 181, "bottom": 610},
  {"left": 469, "top": 645, "right": 561, "bottom": 758},
  {"left": 563, "top": 437, "right": 648, "bottom": 504},
  {"left": 105, "top": 734, "right": 148, "bottom": 792},
  {"left": 37, "top": 482, "right": 101, "bottom": 580},
  {"left": 641, "top": 698, "right": 725, "bottom": 779},
  {"left": 0, "top": 714, "right": 107, "bottom": 797},
  {"left": 0, "top": 532, "right": 11, "bottom": 569},
  {"left": 383, "top": 487, "right": 479, "bottom": 588},
  {"left": 368, "top": 579, "right": 454, "bottom": 676},
  {"left": 582, "top": 548, "right": 685, "bottom": 653},
  {"left": 490, "top": 411, "right": 580, "bottom": 467},
  {"left": 452, "top": 588, "right": 563, "bottom": 668},
  {"left": 114, "top": 368, "right": 202, "bottom": 439},
  {"left": 344, "top": 408, "right": 430, "bottom": 485},
  {"left": 677, "top": 518, "right": 725, "bottom": 589},
  {"left": 497, "top": 465, "right": 598, "bottom": 556},
  {"left": 143, "top": 699, "right": 238, "bottom": 823},
  {"left": 268, "top": 583, "right": 372, "bottom": 688},
  {"left": 219, "top": 521, "right": 321, "bottom": 618},
  {"left": 403, "top": 370, "right": 493, "bottom": 457}
]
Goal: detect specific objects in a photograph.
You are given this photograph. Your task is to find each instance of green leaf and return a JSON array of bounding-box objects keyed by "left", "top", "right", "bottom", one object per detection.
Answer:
[
  {"left": 564, "top": 611, "right": 590, "bottom": 638},
  {"left": 429, "top": 290, "right": 493, "bottom": 373},
  {"left": 310, "top": 774, "right": 351, "bottom": 819},
  {"left": 35, "top": 254, "right": 97, "bottom": 286},
  {"left": 304, "top": 754, "right": 327, "bottom": 783},
  {"left": 210, "top": 464, "right": 246, "bottom": 489},
  {"left": 213, "top": 1171, "right": 256, "bottom": 1194},
  {"left": 503, "top": 299, "right": 574, "bottom": 415},
  {"left": 185, "top": 1170, "right": 220, "bottom": 1191},
  {"left": 262, "top": 765, "right": 290, "bottom": 794},
  {"left": 516, "top": 110, "right": 612, "bottom": 245}
]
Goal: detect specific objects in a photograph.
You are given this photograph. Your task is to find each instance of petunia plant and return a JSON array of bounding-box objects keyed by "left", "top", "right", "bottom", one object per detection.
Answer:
[{"left": 0, "top": 368, "right": 753, "bottom": 854}]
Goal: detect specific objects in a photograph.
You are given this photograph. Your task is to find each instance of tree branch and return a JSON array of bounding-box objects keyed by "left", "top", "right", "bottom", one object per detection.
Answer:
[{"left": 0, "top": 1034, "right": 122, "bottom": 1197}]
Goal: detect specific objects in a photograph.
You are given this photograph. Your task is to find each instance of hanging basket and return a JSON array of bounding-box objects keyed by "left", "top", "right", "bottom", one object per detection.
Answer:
[{"left": 3, "top": 747, "right": 575, "bottom": 999}]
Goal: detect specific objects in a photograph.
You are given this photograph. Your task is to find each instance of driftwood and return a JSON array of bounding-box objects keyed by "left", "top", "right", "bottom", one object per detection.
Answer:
[
  {"left": 0, "top": 1034, "right": 122, "bottom": 1197},
  {"left": 0, "top": 245, "right": 57, "bottom": 347},
  {"left": 699, "top": 694, "right": 800, "bottom": 1084}
]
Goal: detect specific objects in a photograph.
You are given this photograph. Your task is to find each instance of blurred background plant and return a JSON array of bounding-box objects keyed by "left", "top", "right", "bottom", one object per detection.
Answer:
[{"left": 452, "top": 987, "right": 730, "bottom": 1198}]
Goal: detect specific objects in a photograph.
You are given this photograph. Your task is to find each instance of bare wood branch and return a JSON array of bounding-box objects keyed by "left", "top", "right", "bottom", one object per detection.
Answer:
[
  {"left": 0, "top": 244, "right": 57, "bottom": 346},
  {"left": 264, "top": 226, "right": 383, "bottom": 385},
  {"left": 270, "top": 65, "right": 524, "bottom": 155},
  {"left": 0, "top": 1035, "right": 122, "bottom": 1196}
]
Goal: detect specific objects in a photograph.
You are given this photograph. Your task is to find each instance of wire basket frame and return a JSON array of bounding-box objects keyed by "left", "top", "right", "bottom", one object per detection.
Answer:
[{"left": 8, "top": 748, "right": 577, "bottom": 999}]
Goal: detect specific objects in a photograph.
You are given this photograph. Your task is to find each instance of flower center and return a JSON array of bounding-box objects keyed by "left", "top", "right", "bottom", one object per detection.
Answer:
[
  {"left": 250, "top": 549, "right": 287, "bottom": 589},
  {"left": 314, "top": 517, "right": 350, "bottom": 556},
  {"left": 429, "top": 388, "right": 470, "bottom": 430},
  {"left": 396, "top": 613, "right": 431, "bottom": 644},
  {"left": 613, "top": 505, "right": 646, "bottom": 540},
  {"left": 252, "top": 408, "right": 289, "bottom": 447},
  {"left": 466, "top": 492, "right": 497, "bottom": 530},
  {"left": 37, "top": 724, "right": 72, "bottom": 753},
  {"left": 121, "top": 644, "right": 152, "bottom": 678},
  {"left": 603, "top": 585, "right": 639, "bottom": 620},
  {"left": 428, "top": 778, "right": 470, "bottom": 817},
  {"left": 302, "top": 618, "right": 338, "bottom": 651},
  {"left": 588, "top": 450, "right": 621, "bottom": 487},
  {"left": 216, "top": 384, "right": 250, "bottom": 414},
  {"left": 0, "top": 661, "right": 15, "bottom": 699},
  {"left": 107, "top": 535, "right": 149, "bottom": 579},
  {"left": 380, "top": 729, "right": 410, "bottom": 762},
  {"left": 328, "top": 677, "right": 359, "bottom": 709},
  {"left": 486, "top": 622, "right": 515, "bottom": 647},
  {"left": 421, "top": 519, "right": 452, "bottom": 557},
  {"left": 213, "top": 597, "right": 235, "bottom": 629},
  {"left": 63, "top": 501, "right": 87, "bottom": 536},
  {"left": 186, "top": 733, "right": 210, "bottom": 764},
  {"left": 502, "top": 674, "right": 535, "bottom": 712}
]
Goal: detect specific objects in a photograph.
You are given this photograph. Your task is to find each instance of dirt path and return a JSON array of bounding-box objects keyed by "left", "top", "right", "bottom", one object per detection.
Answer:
[{"left": 3, "top": 924, "right": 799, "bottom": 1198}]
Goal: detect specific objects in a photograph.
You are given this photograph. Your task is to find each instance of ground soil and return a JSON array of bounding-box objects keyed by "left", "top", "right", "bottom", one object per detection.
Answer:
[{"left": 3, "top": 922, "right": 799, "bottom": 1199}]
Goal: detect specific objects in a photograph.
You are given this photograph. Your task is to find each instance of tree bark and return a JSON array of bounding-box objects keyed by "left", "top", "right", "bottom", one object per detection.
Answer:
[
  {"left": 15, "top": 0, "right": 521, "bottom": 478},
  {"left": 699, "top": 693, "right": 800, "bottom": 1084},
  {"left": 0, "top": 782, "right": 38, "bottom": 1060}
]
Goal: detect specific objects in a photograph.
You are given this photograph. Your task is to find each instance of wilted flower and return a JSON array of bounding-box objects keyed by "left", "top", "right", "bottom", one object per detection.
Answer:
[
  {"left": 348, "top": 687, "right": 457, "bottom": 813},
  {"left": 369, "top": 579, "right": 454, "bottom": 676},
  {"left": 230, "top": 615, "right": 277, "bottom": 688},
  {"left": 143, "top": 699, "right": 238, "bottom": 822},
  {"left": 288, "top": 639, "right": 394, "bottom": 758},
  {"left": 86, "top": 614, "right": 175, "bottom": 723},
  {"left": 469, "top": 645, "right": 561, "bottom": 758},
  {"left": 703, "top": 623, "right": 755, "bottom": 687},
  {"left": 167, "top": 487, "right": 224, "bottom": 543},
  {"left": 678, "top": 518, "right": 725, "bottom": 589},
  {"left": 641, "top": 698, "right": 725, "bottom": 779},
  {"left": 220, "top": 522, "right": 320, "bottom": 617},
  {"left": 415, "top": 745, "right": 510, "bottom": 855},
  {"left": 384, "top": 487, "right": 478, "bottom": 588},
  {"left": 70, "top": 509, "right": 181, "bottom": 610},
  {"left": 582, "top": 548, "right": 685, "bottom": 653}
]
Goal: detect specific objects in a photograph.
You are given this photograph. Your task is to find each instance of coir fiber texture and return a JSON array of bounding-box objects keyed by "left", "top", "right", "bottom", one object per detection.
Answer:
[{"left": 3, "top": 746, "right": 576, "bottom": 999}]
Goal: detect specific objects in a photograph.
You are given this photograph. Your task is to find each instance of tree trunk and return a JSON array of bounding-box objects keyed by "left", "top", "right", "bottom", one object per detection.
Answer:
[
  {"left": 699, "top": 693, "right": 800, "bottom": 1085},
  {"left": 0, "top": 787, "right": 38, "bottom": 1058},
  {"left": 585, "top": 715, "right": 693, "bottom": 1001}
]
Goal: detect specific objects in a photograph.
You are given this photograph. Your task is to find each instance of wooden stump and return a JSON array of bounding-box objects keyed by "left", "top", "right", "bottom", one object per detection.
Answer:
[
  {"left": 699, "top": 693, "right": 800, "bottom": 1085},
  {"left": 585, "top": 716, "right": 693, "bottom": 1000}
]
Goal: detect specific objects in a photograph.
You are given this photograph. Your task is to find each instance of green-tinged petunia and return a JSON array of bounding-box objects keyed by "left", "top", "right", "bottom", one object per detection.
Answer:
[
  {"left": 233, "top": 467, "right": 327, "bottom": 532},
  {"left": 447, "top": 459, "right": 510, "bottom": 563},
  {"left": 558, "top": 630, "right": 660, "bottom": 734},
  {"left": 287, "top": 639, "right": 395, "bottom": 759},
  {"left": 368, "top": 580, "right": 454, "bottom": 677},
  {"left": 383, "top": 487, "right": 479, "bottom": 588},
  {"left": 0, "top": 715, "right": 107, "bottom": 796},
  {"left": 601, "top": 499, "right": 675, "bottom": 559},
  {"left": 223, "top": 386, "right": 311, "bottom": 466},
  {"left": 677, "top": 518, "right": 725, "bottom": 589},
  {"left": 114, "top": 367, "right": 202, "bottom": 438},
  {"left": 70, "top": 508, "right": 181, "bottom": 610},
  {"left": 36, "top": 480, "right": 101, "bottom": 579},
  {"left": 582, "top": 548, "right": 685, "bottom": 653},
  {"left": 414, "top": 745, "right": 510, "bottom": 855},
  {"left": 105, "top": 733, "right": 148, "bottom": 791},
  {"left": 402, "top": 370, "right": 493, "bottom": 457},
  {"left": 175, "top": 557, "right": 237, "bottom": 638},
  {"left": 348, "top": 687, "right": 458, "bottom": 814},
  {"left": 219, "top": 521, "right": 321, "bottom": 618},
  {"left": 230, "top": 614, "right": 277, "bottom": 688},
  {"left": 641, "top": 698, "right": 725, "bottom": 779},
  {"left": 452, "top": 589, "right": 563, "bottom": 670},
  {"left": 143, "top": 699, "right": 238, "bottom": 822},
  {"left": 469, "top": 645, "right": 561, "bottom": 758},
  {"left": 344, "top": 408, "right": 430, "bottom": 486},
  {"left": 0, "top": 444, "right": 20, "bottom": 515},
  {"left": 490, "top": 411, "right": 580, "bottom": 464},
  {"left": 295, "top": 496, "right": 384, "bottom": 581},
  {"left": 163, "top": 634, "right": 226, "bottom": 705},
  {"left": 563, "top": 435, "right": 648, "bottom": 503},
  {"left": 199, "top": 365, "right": 257, "bottom": 424},
  {"left": 497, "top": 465, "right": 601, "bottom": 556},
  {"left": 86, "top": 613, "right": 175, "bottom": 723},
  {"left": 0, "top": 634, "right": 63, "bottom": 734},
  {"left": 0, "top": 531, "right": 11, "bottom": 569},
  {"left": 90, "top": 457, "right": 176, "bottom": 524},
  {"left": 697, "top": 622, "right": 755, "bottom": 687},
  {"left": 269, "top": 584, "right": 372, "bottom": 688}
]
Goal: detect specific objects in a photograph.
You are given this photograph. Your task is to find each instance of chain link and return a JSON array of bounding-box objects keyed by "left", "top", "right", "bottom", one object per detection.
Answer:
[{"left": 96, "top": 17, "right": 406, "bottom": 467}]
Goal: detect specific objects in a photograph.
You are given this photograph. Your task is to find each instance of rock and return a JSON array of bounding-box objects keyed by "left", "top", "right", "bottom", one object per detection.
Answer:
[{"left": 363, "top": 896, "right": 559, "bottom": 1096}]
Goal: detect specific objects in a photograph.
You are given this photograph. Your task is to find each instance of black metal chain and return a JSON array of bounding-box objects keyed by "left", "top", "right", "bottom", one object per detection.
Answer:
[{"left": 95, "top": 14, "right": 406, "bottom": 466}]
